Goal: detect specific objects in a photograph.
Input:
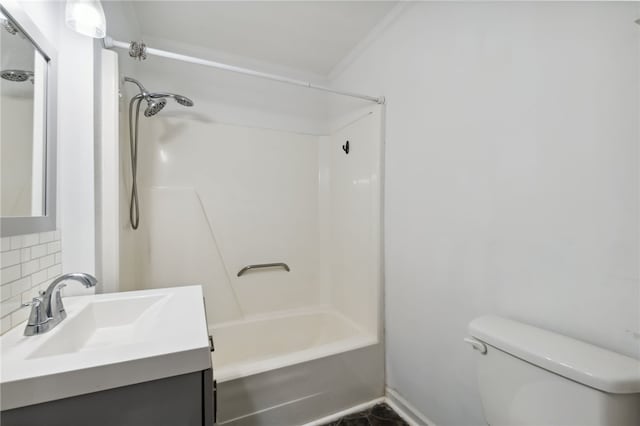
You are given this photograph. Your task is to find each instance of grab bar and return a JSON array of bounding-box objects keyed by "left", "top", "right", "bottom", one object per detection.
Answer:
[{"left": 237, "top": 263, "right": 290, "bottom": 277}]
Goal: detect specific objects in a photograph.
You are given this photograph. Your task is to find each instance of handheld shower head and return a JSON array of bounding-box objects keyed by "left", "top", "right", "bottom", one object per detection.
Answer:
[{"left": 144, "top": 97, "right": 166, "bottom": 117}]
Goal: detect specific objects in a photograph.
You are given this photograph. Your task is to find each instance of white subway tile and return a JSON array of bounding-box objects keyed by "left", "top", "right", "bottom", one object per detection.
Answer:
[
  {"left": 1, "top": 265, "right": 21, "bottom": 285},
  {"left": 21, "top": 260, "right": 39, "bottom": 277},
  {"left": 1, "top": 237, "right": 10, "bottom": 252},
  {"left": 39, "top": 231, "right": 54, "bottom": 244},
  {"left": 22, "top": 285, "right": 42, "bottom": 303},
  {"left": 30, "top": 243, "right": 47, "bottom": 259},
  {"left": 1, "top": 229, "right": 62, "bottom": 336},
  {"left": 1, "top": 315, "right": 11, "bottom": 334},
  {"left": 9, "top": 236, "right": 23, "bottom": 250},
  {"left": 31, "top": 269, "right": 48, "bottom": 287},
  {"left": 1, "top": 250, "right": 21, "bottom": 268},
  {"left": 39, "top": 254, "right": 55, "bottom": 269},
  {"left": 11, "top": 306, "right": 29, "bottom": 326},
  {"left": 37, "top": 281, "right": 49, "bottom": 294},
  {"left": 47, "top": 264, "right": 62, "bottom": 279},
  {"left": 20, "top": 248, "right": 31, "bottom": 262},
  {"left": 1, "top": 284, "right": 12, "bottom": 301},
  {"left": 11, "top": 277, "right": 31, "bottom": 297},
  {"left": 22, "top": 233, "right": 39, "bottom": 247},
  {"left": 47, "top": 241, "right": 61, "bottom": 254},
  {"left": 1, "top": 295, "right": 21, "bottom": 316}
]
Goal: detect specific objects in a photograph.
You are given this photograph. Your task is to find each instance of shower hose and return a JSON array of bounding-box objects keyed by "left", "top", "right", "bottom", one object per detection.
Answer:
[{"left": 128, "top": 96, "right": 143, "bottom": 230}]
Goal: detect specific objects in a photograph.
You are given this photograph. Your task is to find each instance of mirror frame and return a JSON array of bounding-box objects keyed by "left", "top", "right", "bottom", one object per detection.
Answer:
[{"left": 1, "top": 0, "right": 57, "bottom": 237}]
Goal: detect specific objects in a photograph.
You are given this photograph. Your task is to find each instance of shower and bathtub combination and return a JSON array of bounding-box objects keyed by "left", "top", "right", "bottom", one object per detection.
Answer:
[{"left": 98, "top": 37, "right": 384, "bottom": 425}]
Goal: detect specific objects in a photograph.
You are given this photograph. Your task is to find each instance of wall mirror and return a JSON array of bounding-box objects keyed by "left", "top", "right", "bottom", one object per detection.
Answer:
[{"left": 1, "top": 1, "right": 57, "bottom": 236}]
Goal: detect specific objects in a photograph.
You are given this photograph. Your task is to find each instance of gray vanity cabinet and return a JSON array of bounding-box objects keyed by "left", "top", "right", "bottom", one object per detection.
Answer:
[{"left": 0, "top": 368, "right": 214, "bottom": 426}]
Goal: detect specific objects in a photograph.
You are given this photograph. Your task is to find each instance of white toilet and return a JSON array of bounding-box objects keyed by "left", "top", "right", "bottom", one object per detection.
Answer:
[{"left": 466, "top": 316, "right": 640, "bottom": 426}]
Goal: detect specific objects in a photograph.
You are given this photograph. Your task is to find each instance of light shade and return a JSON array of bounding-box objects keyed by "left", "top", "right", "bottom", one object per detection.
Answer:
[{"left": 65, "top": 0, "right": 106, "bottom": 39}]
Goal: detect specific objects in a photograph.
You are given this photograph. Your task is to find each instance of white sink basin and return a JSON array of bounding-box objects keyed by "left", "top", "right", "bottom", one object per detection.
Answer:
[
  {"left": 27, "top": 294, "right": 166, "bottom": 359},
  {"left": 1, "top": 286, "right": 211, "bottom": 411}
]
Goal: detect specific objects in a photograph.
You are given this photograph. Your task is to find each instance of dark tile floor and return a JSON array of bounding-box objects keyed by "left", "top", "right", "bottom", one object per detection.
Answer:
[{"left": 324, "top": 403, "right": 408, "bottom": 426}]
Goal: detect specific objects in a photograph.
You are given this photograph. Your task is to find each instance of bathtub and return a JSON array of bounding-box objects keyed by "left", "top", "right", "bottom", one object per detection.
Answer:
[{"left": 211, "top": 308, "right": 384, "bottom": 425}]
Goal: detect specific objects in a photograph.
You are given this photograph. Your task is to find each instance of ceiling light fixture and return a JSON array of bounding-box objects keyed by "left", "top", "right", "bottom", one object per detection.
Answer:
[{"left": 65, "top": 0, "right": 106, "bottom": 39}]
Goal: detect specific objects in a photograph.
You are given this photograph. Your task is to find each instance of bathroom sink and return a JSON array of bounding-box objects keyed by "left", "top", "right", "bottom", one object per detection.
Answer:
[
  {"left": 27, "top": 294, "right": 167, "bottom": 359},
  {"left": 0, "top": 286, "right": 211, "bottom": 411}
]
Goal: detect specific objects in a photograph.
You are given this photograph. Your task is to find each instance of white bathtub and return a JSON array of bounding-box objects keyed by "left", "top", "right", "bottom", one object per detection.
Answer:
[{"left": 211, "top": 308, "right": 383, "bottom": 425}]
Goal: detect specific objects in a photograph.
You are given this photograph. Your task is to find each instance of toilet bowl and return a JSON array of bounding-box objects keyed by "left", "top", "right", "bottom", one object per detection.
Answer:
[{"left": 466, "top": 316, "right": 640, "bottom": 426}]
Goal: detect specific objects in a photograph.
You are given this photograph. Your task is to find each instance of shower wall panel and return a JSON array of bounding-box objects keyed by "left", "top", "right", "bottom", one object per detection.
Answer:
[
  {"left": 130, "top": 117, "right": 322, "bottom": 324},
  {"left": 319, "top": 107, "right": 383, "bottom": 336}
]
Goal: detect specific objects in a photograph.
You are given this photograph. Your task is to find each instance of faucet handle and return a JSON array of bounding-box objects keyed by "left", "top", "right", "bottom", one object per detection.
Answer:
[
  {"left": 23, "top": 297, "right": 49, "bottom": 327},
  {"left": 22, "top": 297, "right": 42, "bottom": 308}
]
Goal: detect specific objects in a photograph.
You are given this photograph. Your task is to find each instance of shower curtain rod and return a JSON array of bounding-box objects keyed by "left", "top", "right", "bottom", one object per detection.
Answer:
[{"left": 103, "top": 37, "right": 385, "bottom": 104}]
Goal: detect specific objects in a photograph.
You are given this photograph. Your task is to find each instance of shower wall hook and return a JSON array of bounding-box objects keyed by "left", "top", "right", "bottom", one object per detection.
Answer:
[{"left": 342, "top": 140, "right": 350, "bottom": 155}]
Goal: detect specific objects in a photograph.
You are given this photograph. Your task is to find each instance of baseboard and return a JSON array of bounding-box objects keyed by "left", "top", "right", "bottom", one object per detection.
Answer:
[
  {"left": 301, "top": 397, "right": 385, "bottom": 426},
  {"left": 385, "top": 387, "right": 437, "bottom": 426},
  {"left": 301, "top": 389, "right": 437, "bottom": 426}
]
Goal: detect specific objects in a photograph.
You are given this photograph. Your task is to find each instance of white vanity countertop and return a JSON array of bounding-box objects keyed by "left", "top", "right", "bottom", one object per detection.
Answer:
[{"left": 0, "top": 286, "right": 211, "bottom": 411}]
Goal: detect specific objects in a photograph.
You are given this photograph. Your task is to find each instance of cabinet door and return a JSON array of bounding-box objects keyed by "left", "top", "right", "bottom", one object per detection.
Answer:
[{"left": 1, "top": 371, "right": 211, "bottom": 426}]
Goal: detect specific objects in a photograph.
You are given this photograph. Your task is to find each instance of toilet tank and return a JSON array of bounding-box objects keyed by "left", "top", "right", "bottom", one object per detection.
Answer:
[{"left": 467, "top": 316, "right": 640, "bottom": 426}]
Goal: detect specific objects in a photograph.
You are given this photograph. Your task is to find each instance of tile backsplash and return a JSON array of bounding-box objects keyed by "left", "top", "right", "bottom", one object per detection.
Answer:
[{"left": 1, "top": 230, "right": 63, "bottom": 335}]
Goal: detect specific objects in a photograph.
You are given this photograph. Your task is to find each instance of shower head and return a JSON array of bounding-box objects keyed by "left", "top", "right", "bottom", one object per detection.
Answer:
[
  {"left": 174, "top": 94, "right": 194, "bottom": 107},
  {"left": 1, "top": 18, "right": 18, "bottom": 35},
  {"left": 149, "top": 92, "right": 194, "bottom": 108},
  {"left": 1, "top": 69, "right": 33, "bottom": 82},
  {"left": 124, "top": 77, "right": 193, "bottom": 117},
  {"left": 144, "top": 96, "right": 167, "bottom": 117},
  {"left": 124, "top": 78, "right": 194, "bottom": 231}
]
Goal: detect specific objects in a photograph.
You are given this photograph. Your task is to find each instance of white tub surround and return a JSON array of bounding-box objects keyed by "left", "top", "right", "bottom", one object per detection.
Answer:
[{"left": 0, "top": 286, "right": 211, "bottom": 410}]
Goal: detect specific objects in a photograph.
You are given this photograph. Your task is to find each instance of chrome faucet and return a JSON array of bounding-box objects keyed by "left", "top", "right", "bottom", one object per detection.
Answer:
[{"left": 23, "top": 273, "right": 98, "bottom": 336}]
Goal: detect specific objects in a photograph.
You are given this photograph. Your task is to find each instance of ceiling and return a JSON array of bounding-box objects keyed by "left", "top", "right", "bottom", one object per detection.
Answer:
[{"left": 130, "top": 1, "right": 397, "bottom": 76}]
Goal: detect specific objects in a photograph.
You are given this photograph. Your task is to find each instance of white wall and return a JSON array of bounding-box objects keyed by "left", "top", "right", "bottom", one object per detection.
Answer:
[
  {"left": 331, "top": 3, "right": 640, "bottom": 425},
  {"left": 98, "top": 0, "right": 142, "bottom": 295},
  {"left": 19, "top": 1, "right": 96, "bottom": 284},
  {"left": 57, "top": 21, "right": 95, "bottom": 278},
  {"left": 132, "top": 43, "right": 331, "bottom": 135},
  {"left": 102, "top": 0, "right": 330, "bottom": 135}
]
